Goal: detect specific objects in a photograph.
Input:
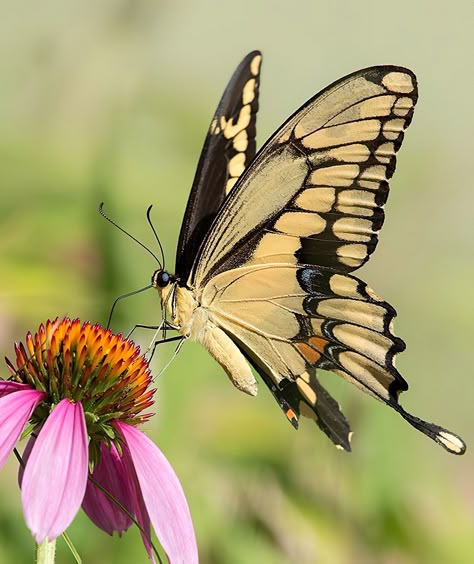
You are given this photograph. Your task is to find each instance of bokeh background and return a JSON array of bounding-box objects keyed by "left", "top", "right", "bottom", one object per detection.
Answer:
[{"left": 1, "top": 1, "right": 473, "bottom": 562}]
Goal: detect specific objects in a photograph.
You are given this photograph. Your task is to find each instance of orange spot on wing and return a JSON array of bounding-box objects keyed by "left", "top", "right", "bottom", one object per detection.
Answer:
[
  {"left": 297, "top": 343, "right": 321, "bottom": 364},
  {"left": 309, "top": 336, "right": 329, "bottom": 350}
]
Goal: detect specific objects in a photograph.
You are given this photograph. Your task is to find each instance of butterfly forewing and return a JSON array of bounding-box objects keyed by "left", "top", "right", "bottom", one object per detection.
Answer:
[
  {"left": 191, "top": 66, "right": 417, "bottom": 286},
  {"left": 175, "top": 50, "right": 262, "bottom": 280}
]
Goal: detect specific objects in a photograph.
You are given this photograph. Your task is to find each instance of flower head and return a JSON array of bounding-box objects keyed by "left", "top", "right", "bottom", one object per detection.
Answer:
[{"left": 1, "top": 318, "right": 197, "bottom": 562}]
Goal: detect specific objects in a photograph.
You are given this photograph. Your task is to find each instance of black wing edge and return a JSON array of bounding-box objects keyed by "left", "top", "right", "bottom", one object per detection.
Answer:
[
  {"left": 175, "top": 50, "right": 262, "bottom": 281},
  {"left": 396, "top": 404, "right": 466, "bottom": 455}
]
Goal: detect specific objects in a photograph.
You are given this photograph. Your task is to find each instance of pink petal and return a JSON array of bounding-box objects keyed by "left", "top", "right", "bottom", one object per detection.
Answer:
[
  {"left": 0, "top": 381, "right": 31, "bottom": 398},
  {"left": 18, "top": 433, "right": 37, "bottom": 488},
  {"left": 120, "top": 447, "right": 153, "bottom": 560},
  {"left": 116, "top": 422, "right": 198, "bottom": 564},
  {"left": 22, "top": 399, "right": 89, "bottom": 543},
  {"left": 0, "top": 388, "right": 46, "bottom": 470},
  {"left": 82, "top": 442, "right": 133, "bottom": 535}
]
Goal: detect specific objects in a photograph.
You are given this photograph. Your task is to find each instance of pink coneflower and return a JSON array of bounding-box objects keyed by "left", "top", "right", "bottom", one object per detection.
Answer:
[{"left": 1, "top": 318, "right": 197, "bottom": 563}]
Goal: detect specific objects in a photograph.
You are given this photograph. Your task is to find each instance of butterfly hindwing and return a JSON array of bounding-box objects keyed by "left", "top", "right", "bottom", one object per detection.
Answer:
[
  {"left": 175, "top": 50, "right": 262, "bottom": 280},
  {"left": 201, "top": 260, "right": 465, "bottom": 454},
  {"left": 202, "top": 264, "right": 406, "bottom": 403}
]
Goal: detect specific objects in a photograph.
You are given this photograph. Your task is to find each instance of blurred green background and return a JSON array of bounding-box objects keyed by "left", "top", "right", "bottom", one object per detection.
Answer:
[{"left": 1, "top": 1, "right": 473, "bottom": 562}]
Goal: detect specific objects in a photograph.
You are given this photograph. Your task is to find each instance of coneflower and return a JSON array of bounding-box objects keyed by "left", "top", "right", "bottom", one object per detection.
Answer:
[{"left": 1, "top": 318, "right": 197, "bottom": 563}]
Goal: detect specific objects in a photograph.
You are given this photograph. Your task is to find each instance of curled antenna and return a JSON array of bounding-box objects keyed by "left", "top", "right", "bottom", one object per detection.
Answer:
[
  {"left": 99, "top": 203, "right": 162, "bottom": 269},
  {"left": 146, "top": 205, "right": 166, "bottom": 271},
  {"left": 106, "top": 284, "right": 153, "bottom": 329}
]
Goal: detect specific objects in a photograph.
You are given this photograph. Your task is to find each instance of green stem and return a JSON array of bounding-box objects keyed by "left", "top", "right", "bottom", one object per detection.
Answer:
[{"left": 36, "top": 539, "right": 56, "bottom": 564}]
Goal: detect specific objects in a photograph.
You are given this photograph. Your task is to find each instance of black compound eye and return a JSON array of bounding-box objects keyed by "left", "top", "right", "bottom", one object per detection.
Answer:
[{"left": 152, "top": 270, "right": 171, "bottom": 288}]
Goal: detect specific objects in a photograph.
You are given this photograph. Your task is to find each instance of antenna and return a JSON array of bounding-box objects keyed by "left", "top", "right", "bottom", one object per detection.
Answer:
[
  {"left": 99, "top": 203, "right": 163, "bottom": 269},
  {"left": 146, "top": 205, "right": 166, "bottom": 270}
]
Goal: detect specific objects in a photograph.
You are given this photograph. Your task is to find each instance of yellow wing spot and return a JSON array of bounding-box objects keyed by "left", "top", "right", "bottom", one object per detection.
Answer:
[
  {"left": 357, "top": 165, "right": 387, "bottom": 189},
  {"left": 437, "top": 431, "right": 466, "bottom": 455},
  {"left": 361, "top": 165, "right": 387, "bottom": 181},
  {"left": 393, "top": 97, "right": 413, "bottom": 116},
  {"left": 295, "top": 187, "right": 336, "bottom": 213},
  {"left": 228, "top": 152, "right": 246, "bottom": 178},
  {"left": 296, "top": 377, "right": 318, "bottom": 404},
  {"left": 252, "top": 233, "right": 300, "bottom": 263},
  {"left": 274, "top": 211, "right": 326, "bottom": 237},
  {"left": 337, "top": 204, "right": 374, "bottom": 218},
  {"left": 375, "top": 142, "right": 395, "bottom": 164},
  {"left": 301, "top": 120, "right": 381, "bottom": 149},
  {"left": 242, "top": 78, "right": 256, "bottom": 105},
  {"left": 233, "top": 129, "right": 248, "bottom": 152},
  {"left": 382, "top": 118, "right": 405, "bottom": 140},
  {"left": 338, "top": 188, "right": 377, "bottom": 209},
  {"left": 224, "top": 104, "right": 252, "bottom": 138},
  {"left": 310, "top": 164, "right": 360, "bottom": 187},
  {"left": 336, "top": 243, "right": 368, "bottom": 268},
  {"left": 329, "top": 274, "right": 361, "bottom": 298},
  {"left": 382, "top": 71, "right": 415, "bottom": 94},
  {"left": 250, "top": 54, "right": 262, "bottom": 76},
  {"left": 333, "top": 217, "right": 373, "bottom": 242},
  {"left": 327, "top": 143, "right": 371, "bottom": 163}
]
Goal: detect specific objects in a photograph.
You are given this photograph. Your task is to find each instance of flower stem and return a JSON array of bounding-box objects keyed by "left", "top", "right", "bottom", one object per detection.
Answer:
[{"left": 36, "top": 539, "right": 56, "bottom": 564}]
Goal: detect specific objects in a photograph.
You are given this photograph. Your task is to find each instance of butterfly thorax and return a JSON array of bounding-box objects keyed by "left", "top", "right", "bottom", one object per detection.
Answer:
[{"left": 152, "top": 268, "right": 258, "bottom": 395}]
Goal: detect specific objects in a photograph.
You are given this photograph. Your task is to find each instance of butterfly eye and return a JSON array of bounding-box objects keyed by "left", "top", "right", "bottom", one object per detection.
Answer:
[{"left": 152, "top": 270, "right": 171, "bottom": 288}]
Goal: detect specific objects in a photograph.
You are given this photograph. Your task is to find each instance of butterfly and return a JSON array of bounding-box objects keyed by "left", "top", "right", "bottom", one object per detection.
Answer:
[{"left": 152, "top": 51, "right": 466, "bottom": 455}]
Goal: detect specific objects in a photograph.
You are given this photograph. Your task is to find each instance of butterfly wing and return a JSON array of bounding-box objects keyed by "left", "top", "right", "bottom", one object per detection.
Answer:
[
  {"left": 190, "top": 66, "right": 465, "bottom": 454},
  {"left": 191, "top": 66, "right": 417, "bottom": 285},
  {"left": 175, "top": 51, "right": 262, "bottom": 280}
]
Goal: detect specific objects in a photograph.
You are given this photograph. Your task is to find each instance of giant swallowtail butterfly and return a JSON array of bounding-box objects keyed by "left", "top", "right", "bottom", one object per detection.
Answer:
[{"left": 152, "top": 51, "right": 465, "bottom": 454}]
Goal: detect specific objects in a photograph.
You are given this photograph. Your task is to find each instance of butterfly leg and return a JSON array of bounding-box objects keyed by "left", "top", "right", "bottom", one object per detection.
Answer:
[
  {"left": 149, "top": 335, "right": 184, "bottom": 364},
  {"left": 152, "top": 336, "right": 187, "bottom": 379}
]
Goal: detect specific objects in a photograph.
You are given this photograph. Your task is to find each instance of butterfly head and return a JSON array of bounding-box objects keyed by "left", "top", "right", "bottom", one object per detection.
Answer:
[
  {"left": 152, "top": 269, "right": 177, "bottom": 322},
  {"left": 152, "top": 269, "right": 174, "bottom": 289}
]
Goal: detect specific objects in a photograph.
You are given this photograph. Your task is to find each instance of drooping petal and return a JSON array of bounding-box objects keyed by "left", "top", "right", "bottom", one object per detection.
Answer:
[
  {"left": 0, "top": 381, "right": 31, "bottom": 398},
  {"left": 116, "top": 422, "right": 198, "bottom": 564},
  {"left": 82, "top": 442, "right": 133, "bottom": 535},
  {"left": 22, "top": 399, "right": 89, "bottom": 543},
  {"left": 120, "top": 446, "right": 153, "bottom": 560},
  {"left": 18, "top": 432, "right": 37, "bottom": 487},
  {"left": 0, "top": 388, "right": 46, "bottom": 470}
]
